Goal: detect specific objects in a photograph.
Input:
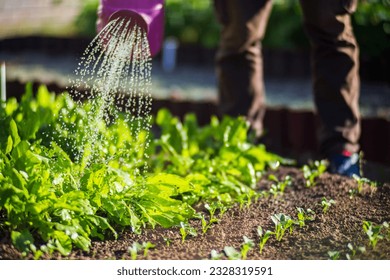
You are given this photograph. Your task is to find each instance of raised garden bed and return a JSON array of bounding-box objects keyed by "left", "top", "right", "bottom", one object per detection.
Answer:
[
  {"left": 0, "top": 86, "right": 389, "bottom": 260},
  {"left": 2, "top": 166, "right": 390, "bottom": 260}
]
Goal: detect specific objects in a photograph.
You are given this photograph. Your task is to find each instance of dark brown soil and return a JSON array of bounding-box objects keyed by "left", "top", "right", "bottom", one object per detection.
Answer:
[{"left": 1, "top": 167, "right": 390, "bottom": 260}]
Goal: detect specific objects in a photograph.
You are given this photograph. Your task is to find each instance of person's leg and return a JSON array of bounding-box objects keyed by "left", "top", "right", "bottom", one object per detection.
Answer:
[
  {"left": 213, "top": 0, "right": 273, "bottom": 137},
  {"left": 299, "top": 0, "right": 360, "bottom": 159}
]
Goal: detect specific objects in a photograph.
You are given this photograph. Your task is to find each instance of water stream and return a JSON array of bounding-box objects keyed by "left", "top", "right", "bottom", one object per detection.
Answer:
[{"left": 68, "top": 18, "right": 153, "bottom": 175}]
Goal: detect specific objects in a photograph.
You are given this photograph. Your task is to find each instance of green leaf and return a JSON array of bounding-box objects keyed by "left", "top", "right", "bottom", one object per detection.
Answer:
[
  {"left": 52, "top": 231, "right": 72, "bottom": 256},
  {"left": 5, "top": 136, "right": 13, "bottom": 154},
  {"left": 86, "top": 215, "right": 117, "bottom": 239},
  {"left": 9, "top": 119, "right": 21, "bottom": 147},
  {"left": 12, "top": 140, "right": 30, "bottom": 160},
  {"left": 147, "top": 173, "right": 197, "bottom": 195},
  {"left": 11, "top": 229, "right": 34, "bottom": 254}
]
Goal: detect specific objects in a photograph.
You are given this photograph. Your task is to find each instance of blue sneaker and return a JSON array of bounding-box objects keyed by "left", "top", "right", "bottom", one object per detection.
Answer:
[{"left": 328, "top": 151, "right": 360, "bottom": 177}]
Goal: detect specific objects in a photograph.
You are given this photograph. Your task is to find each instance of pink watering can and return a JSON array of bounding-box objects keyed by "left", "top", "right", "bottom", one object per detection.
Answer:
[{"left": 97, "top": 0, "right": 165, "bottom": 57}]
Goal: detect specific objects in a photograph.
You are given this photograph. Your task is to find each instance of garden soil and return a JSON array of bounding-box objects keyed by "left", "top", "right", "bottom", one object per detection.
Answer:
[{"left": 1, "top": 167, "right": 390, "bottom": 260}]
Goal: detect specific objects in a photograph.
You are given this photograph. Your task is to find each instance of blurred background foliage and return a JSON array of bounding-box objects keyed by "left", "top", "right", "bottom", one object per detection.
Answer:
[{"left": 74, "top": 0, "right": 390, "bottom": 57}]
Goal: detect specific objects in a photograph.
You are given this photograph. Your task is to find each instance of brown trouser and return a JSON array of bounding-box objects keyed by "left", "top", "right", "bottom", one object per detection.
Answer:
[{"left": 213, "top": 0, "right": 360, "bottom": 156}]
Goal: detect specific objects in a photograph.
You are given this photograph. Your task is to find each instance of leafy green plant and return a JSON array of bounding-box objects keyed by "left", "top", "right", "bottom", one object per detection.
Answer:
[
  {"left": 271, "top": 213, "right": 295, "bottom": 241},
  {"left": 154, "top": 108, "right": 285, "bottom": 206},
  {"left": 296, "top": 207, "right": 315, "bottom": 228},
  {"left": 362, "top": 221, "right": 388, "bottom": 248},
  {"left": 321, "top": 197, "right": 336, "bottom": 214},
  {"left": 257, "top": 226, "right": 274, "bottom": 254},
  {"left": 302, "top": 160, "right": 327, "bottom": 187}
]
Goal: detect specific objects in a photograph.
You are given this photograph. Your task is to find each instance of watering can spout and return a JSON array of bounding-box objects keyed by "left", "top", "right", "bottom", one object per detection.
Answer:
[
  {"left": 108, "top": 10, "right": 149, "bottom": 33},
  {"left": 97, "top": 0, "right": 165, "bottom": 57}
]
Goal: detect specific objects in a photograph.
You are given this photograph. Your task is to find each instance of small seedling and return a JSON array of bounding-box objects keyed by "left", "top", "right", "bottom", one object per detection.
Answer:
[
  {"left": 269, "top": 160, "right": 280, "bottom": 170},
  {"left": 352, "top": 175, "right": 370, "bottom": 193},
  {"left": 210, "top": 249, "right": 224, "bottom": 260},
  {"left": 352, "top": 175, "right": 377, "bottom": 195},
  {"left": 205, "top": 201, "right": 227, "bottom": 220},
  {"left": 327, "top": 251, "right": 340, "bottom": 260},
  {"left": 346, "top": 243, "right": 366, "bottom": 260},
  {"left": 142, "top": 241, "right": 155, "bottom": 257},
  {"left": 268, "top": 175, "right": 292, "bottom": 197},
  {"left": 200, "top": 214, "right": 219, "bottom": 234},
  {"left": 348, "top": 188, "right": 358, "bottom": 199},
  {"left": 321, "top": 197, "right": 336, "bottom": 214},
  {"left": 163, "top": 237, "right": 172, "bottom": 246},
  {"left": 215, "top": 201, "right": 228, "bottom": 218},
  {"left": 257, "top": 226, "right": 274, "bottom": 254},
  {"left": 128, "top": 242, "right": 143, "bottom": 260},
  {"left": 296, "top": 208, "right": 315, "bottom": 227},
  {"left": 302, "top": 160, "right": 327, "bottom": 187},
  {"left": 179, "top": 222, "right": 197, "bottom": 243},
  {"left": 204, "top": 203, "right": 217, "bottom": 220},
  {"left": 271, "top": 213, "right": 295, "bottom": 241},
  {"left": 362, "top": 221, "right": 388, "bottom": 248},
  {"left": 223, "top": 246, "right": 241, "bottom": 260},
  {"left": 241, "top": 236, "right": 255, "bottom": 260}
]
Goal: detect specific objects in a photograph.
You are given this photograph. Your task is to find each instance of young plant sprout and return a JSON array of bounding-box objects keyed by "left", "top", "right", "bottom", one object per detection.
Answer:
[
  {"left": 346, "top": 243, "right": 366, "bottom": 260},
  {"left": 271, "top": 213, "right": 295, "bottom": 241},
  {"left": 257, "top": 226, "right": 274, "bottom": 254},
  {"left": 362, "top": 220, "right": 388, "bottom": 248},
  {"left": 327, "top": 250, "right": 340, "bottom": 260},
  {"left": 296, "top": 207, "right": 315, "bottom": 227},
  {"left": 241, "top": 236, "right": 255, "bottom": 260},
  {"left": 348, "top": 188, "right": 359, "bottom": 199},
  {"left": 204, "top": 203, "right": 217, "bottom": 220},
  {"left": 205, "top": 201, "right": 227, "bottom": 220},
  {"left": 352, "top": 175, "right": 377, "bottom": 194},
  {"left": 268, "top": 160, "right": 280, "bottom": 170},
  {"left": 210, "top": 249, "right": 224, "bottom": 260},
  {"left": 223, "top": 246, "right": 241, "bottom": 260},
  {"left": 215, "top": 201, "right": 228, "bottom": 218},
  {"left": 302, "top": 160, "right": 328, "bottom": 187},
  {"left": 163, "top": 237, "right": 172, "bottom": 246},
  {"left": 321, "top": 197, "right": 336, "bottom": 214},
  {"left": 200, "top": 214, "right": 219, "bottom": 234},
  {"left": 128, "top": 242, "right": 143, "bottom": 260},
  {"left": 128, "top": 241, "right": 155, "bottom": 259},
  {"left": 268, "top": 175, "right": 292, "bottom": 197},
  {"left": 179, "top": 222, "right": 197, "bottom": 243},
  {"left": 142, "top": 241, "right": 155, "bottom": 257}
]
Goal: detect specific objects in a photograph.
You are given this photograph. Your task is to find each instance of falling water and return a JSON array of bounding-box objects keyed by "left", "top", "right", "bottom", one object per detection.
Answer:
[{"left": 68, "top": 18, "right": 153, "bottom": 175}]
